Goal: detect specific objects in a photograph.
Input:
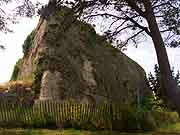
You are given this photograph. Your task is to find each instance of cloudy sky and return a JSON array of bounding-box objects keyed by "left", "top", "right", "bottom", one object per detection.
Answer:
[{"left": 0, "top": 2, "right": 180, "bottom": 83}]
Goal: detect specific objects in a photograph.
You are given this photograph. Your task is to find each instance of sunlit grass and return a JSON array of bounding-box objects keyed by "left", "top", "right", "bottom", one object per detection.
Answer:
[{"left": 158, "top": 123, "right": 180, "bottom": 133}]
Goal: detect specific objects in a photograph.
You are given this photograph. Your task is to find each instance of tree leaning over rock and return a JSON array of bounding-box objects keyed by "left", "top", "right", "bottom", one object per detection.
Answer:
[
  {"left": 1, "top": 0, "right": 180, "bottom": 114},
  {"left": 66, "top": 0, "right": 180, "bottom": 114}
]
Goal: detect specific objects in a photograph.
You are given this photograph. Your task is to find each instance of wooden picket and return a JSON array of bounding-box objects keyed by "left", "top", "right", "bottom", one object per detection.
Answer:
[{"left": 0, "top": 101, "right": 133, "bottom": 127}]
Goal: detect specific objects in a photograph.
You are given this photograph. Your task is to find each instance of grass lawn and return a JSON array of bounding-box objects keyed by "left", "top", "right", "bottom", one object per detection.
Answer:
[
  {"left": 158, "top": 123, "right": 180, "bottom": 133},
  {"left": 0, "top": 129, "right": 151, "bottom": 135},
  {"left": 0, "top": 123, "right": 180, "bottom": 135}
]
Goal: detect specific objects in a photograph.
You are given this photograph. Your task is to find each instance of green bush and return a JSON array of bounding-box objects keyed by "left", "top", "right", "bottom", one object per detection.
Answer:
[
  {"left": 121, "top": 107, "right": 156, "bottom": 131},
  {"left": 135, "top": 110, "right": 157, "bottom": 131},
  {"left": 44, "top": 113, "right": 57, "bottom": 129},
  {"left": 28, "top": 112, "right": 57, "bottom": 128},
  {"left": 29, "top": 116, "right": 44, "bottom": 128},
  {"left": 32, "top": 57, "right": 47, "bottom": 96},
  {"left": 152, "top": 111, "right": 179, "bottom": 127}
]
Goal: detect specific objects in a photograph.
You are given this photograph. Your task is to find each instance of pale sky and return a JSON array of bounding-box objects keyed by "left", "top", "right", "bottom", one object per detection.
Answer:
[
  {"left": 0, "top": 17, "right": 39, "bottom": 83},
  {"left": 0, "top": 4, "right": 180, "bottom": 83}
]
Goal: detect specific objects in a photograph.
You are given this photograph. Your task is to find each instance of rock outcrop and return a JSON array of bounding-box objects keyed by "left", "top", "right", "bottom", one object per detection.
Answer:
[{"left": 12, "top": 6, "right": 150, "bottom": 105}]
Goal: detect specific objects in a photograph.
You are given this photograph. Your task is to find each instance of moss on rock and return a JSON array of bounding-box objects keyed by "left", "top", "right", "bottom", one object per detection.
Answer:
[
  {"left": 32, "top": 56, "right": 48, "bottom": 96},
  {"left": 14, "top": 6, "right": 150, "bottom": 105},
  {"left": 22, "top": 30, "right": 35, "bottom": 56},
  {"left": 10, "top": 58, "right": 22, "bottom": 81}
]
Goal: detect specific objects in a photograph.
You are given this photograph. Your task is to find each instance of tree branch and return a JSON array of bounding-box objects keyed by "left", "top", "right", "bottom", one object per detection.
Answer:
[
  {"left": 126, "top": 0, "right": 146, "bottom": 18},
  {"left": 124, "top": 29, "right": 144, "bottom": 45},
  {"left": 126, "top": 16, "right": 151, "bottom": 36},
  {"left": 109, "top": 24, "right": 135, "bottom": 38},
  {"left": 83, "top": 13, "right": 128, "bottom": 21}
]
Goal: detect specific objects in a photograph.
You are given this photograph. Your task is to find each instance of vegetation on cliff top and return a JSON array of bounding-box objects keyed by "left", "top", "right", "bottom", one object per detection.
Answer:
[
  {"left": 22, "top": 30, "right": 35, "bottom": 56},
  {"left": 10, "top": 58, "right": 22, "bottom": 81}
]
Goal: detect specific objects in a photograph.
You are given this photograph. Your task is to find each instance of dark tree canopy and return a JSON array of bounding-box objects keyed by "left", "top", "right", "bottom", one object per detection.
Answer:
[
  {"left": 68, "top": 0, "right": 180, "bottom": 49},
  {"left": 2, "top": 0, "right": 179, "bottom": 45},
  {"left": 0, "top": 0, "right": 179, "bottom": 47}
]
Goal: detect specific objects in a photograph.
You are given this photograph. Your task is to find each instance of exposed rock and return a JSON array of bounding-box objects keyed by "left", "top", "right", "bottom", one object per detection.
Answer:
[
  {"left": 40, "top": 70, "right": 63, "bottom": 100},
  {"left": 12, "top": 6, "right": 150, "bottom": 105},
  {"left": 82, "top": 60, "right": 97, "bottom": 87}
]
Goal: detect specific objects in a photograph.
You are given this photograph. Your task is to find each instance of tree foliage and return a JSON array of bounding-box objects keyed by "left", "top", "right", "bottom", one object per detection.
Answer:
[
  {"left": 67, "top": 0, "right": 180, "bottom": 49},
  {"left": 0, "top": 0, "right": 39, "bottom": 48},
  {"left": 2, "top": 0, "right": 179, "bottom": 48},
  {"left": 0, "top": 0, "right": 179, "bottom": 47},
  {"left": 148, "top": 64, "right": 180, "bottom": 109},
  {"left": 0, "top": 0, "right": 37, "bottom": 34},
  {"left": 0, "top": 0, "right": 13, "bottom": 33}
]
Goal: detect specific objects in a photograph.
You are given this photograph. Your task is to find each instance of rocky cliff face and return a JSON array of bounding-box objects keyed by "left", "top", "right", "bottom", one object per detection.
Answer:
[{"left": 12, "top": 6, "right": 149, "bottom": 105}]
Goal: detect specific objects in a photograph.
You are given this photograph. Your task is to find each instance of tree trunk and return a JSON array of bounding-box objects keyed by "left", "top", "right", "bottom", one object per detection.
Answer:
[{"left": 145, "top": 0, "right": 180, "bottom": 114}]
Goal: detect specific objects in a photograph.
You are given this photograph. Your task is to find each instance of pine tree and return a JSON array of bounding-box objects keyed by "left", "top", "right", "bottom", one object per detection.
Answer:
[{"left": 148, "top": 64, "right": 180, "bottom": 110}]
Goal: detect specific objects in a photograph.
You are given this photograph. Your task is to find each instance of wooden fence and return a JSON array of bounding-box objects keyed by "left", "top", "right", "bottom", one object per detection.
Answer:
[
  {"left": 0, "top": 100, "right": 125, "bottom": 126},
  {"left": 0, "top": 100, "right": 178, "bottom": 129}
]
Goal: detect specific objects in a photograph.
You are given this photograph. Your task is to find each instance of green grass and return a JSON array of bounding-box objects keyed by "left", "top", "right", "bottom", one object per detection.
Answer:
[
  {"left": 0, "top": 129, "right": 151, "bottom": 135},
  {"left": 0, "top": 123, "right": 180, "bottom": 135},
  {"left": 158, "top": 123, "right": 180, "bottom": 133}
]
